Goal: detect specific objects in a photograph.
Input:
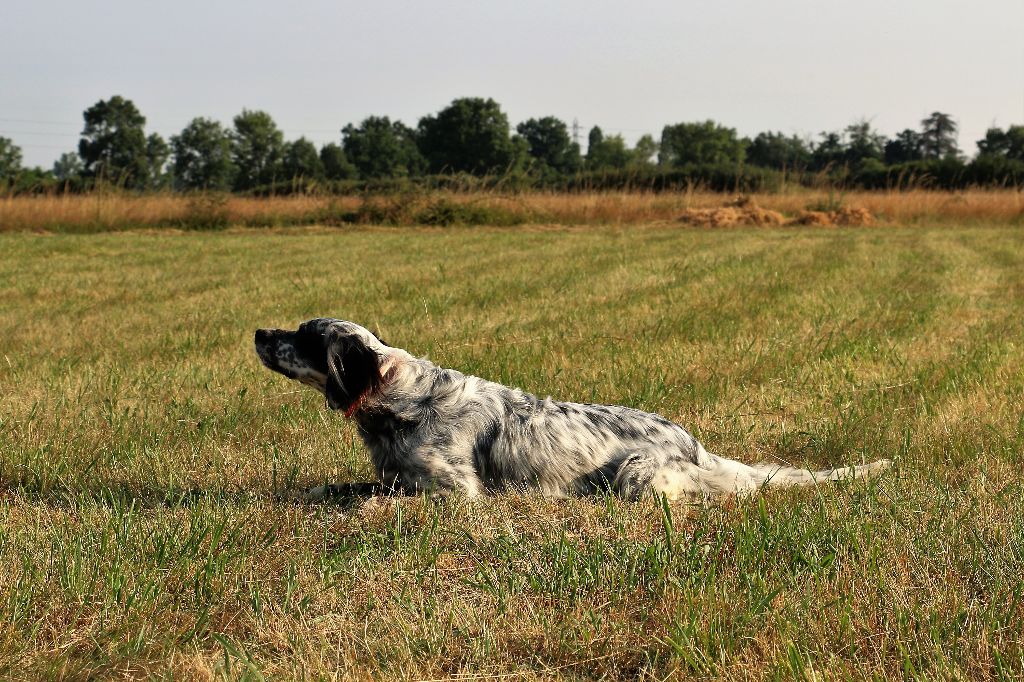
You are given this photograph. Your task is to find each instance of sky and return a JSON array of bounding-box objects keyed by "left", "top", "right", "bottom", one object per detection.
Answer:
[{"left": 2, "top": 0, "right": 1022, "bottom": 168}]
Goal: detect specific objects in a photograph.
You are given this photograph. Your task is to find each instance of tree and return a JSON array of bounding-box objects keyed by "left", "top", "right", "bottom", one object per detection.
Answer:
[
  {"left": 319, "top": 143, "right": 357, "bottom": 181},
  {"left": 0, "top": 136, "right": 22, "bottom": 180},
  {"left": 976, "top": 125, "right": 1024, "bottom": 161},
  {"left": 658, "top": 121, "right": 745, "bottom": 167},
  {"left": 417, "top": 97, "right": 520, "bottom": 175},
  {"left": 10, "top": 166, "right": 54, "bottom": 190},
  {"left": 746, "top": 131, "right": 811, "bottom": 169},
  {"left": 341, "top": 116, "right": 424, "bottom": 179},
  {"left": 171, "top": 117, "right": 235, "bottom": 191},
  {"left": 53, "top": 152, "right": 84, "bottom": 182},
  {"left": 1004, "top": 125, "right": 1024, "bottom": 161},
  {"left": 630, "top": 134, "right": 660, "bottom": 168},
  {"left": 146, "top": 133, "right": 170, "bottom": 189},
  {"left": 281, "top": 137, "right": 324, "bottom": 181},
  {"left": 884, "top": 129, "right": 923, "bottom": 164},
  {"left": 78, "top": 95, "right": 150, "bottom": 187},
  {"left": 843, "top": 120, "right": 884, "bottom": 166},
  {"left": 231, "top": 109, "right": 284, "bottom": 191},
  {"left": 585, "top": 126, "right": 631, "bottom": 170},
  {"left": 977, "top": 128, "right": 1008, "bottom": 157},
  {"left": 811, "top": 131, "right": 846, "bottom": 170},
  {"left": 587, "top": 126, "right": 604, "bottom": 157},
  {"left": 515, "top": 116, "right": 580, "bottom": 176},
  {"left": 920, "top": 112, "right": 959, "bottom": 159}
]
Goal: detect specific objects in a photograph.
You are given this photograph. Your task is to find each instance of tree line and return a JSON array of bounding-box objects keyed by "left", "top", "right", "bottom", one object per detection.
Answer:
[{"left": 2, "top": 95, "right": 1023, "bottom": 193}]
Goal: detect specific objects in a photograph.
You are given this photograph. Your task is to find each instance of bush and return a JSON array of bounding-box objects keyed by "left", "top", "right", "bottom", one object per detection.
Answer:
[
  {"left": 966, "top": 155, "right": 1024, "bottom": 187},
  {"left": 175, "top": 194, "right": 230, "bottom": 230},
  {"left": 553, "top": 165, "right": 795, "bottom": 192},
  {"left": 414, "top": 198, "right": 524, "bottom": 227},
  {"left": 322, "top": 194, "right": 528, "bottom": 227}
]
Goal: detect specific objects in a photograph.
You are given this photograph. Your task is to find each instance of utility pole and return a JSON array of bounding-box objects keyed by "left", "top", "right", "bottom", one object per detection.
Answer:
[{"left": 572, "top": 118, "right": 580, "bottom": 147}]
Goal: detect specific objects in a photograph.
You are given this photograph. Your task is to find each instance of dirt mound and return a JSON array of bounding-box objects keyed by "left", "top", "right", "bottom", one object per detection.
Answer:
[
  {"left": 792, "top": 210, "right": 835, "bottom": 226},
  {"left": 833, "top": 207, "right": 875, "bottom": 225},
  {"left": 680, "top": 201, "right": 875, "bottom": 228},
  {"left": 792, "top": 207, "right": 875, "bottom": 227},
  {"left": 678, "top": 205, "right": 786, "bottom": 227}
]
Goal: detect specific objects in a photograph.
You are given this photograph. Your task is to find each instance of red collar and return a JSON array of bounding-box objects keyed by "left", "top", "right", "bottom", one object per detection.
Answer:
[
  {"left": 344, "top": 385, "right": 374, "bottom": 418},
  {"left": 343, "top": 368, "right": 393, "bottom": 418}
]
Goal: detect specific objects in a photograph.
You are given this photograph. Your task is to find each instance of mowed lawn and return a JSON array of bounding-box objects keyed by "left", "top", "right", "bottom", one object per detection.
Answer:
[{"left": 1, "top": 224, "right": 1022, "bottom": 680}]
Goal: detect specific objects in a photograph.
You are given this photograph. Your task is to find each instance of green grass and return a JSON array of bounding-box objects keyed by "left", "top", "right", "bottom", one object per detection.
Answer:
[{"left": 1, "top": 224, "right": 1023, "bottom": 679}]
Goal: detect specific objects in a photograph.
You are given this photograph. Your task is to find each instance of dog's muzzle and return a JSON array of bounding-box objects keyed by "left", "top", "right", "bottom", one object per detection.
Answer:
[{"left": 254, "top": 329, "right": 277, "bottom": 367}]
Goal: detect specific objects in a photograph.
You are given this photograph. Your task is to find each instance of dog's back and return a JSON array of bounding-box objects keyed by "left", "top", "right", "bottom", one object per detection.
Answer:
[{"left": 357, "top": 360, "right": 889, "bottom": 499}]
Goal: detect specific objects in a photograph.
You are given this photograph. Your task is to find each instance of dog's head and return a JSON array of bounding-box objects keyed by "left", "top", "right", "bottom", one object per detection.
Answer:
[{"left": 254, "top": 318, "right": 390, "bottom": 414}]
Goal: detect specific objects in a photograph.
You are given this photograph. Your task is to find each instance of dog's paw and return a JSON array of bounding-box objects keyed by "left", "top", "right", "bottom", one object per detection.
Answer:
[{"left": 302, "top": 484, "right": 331, "bottom": 503}]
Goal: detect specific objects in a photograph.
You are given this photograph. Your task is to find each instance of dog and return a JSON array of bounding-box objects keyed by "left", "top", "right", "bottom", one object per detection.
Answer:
[{"left": 254, "top": 318, "right": 890, "bottom": 501}]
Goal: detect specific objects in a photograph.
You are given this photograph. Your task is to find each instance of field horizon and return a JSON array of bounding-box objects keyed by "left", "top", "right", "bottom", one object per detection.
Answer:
[{"left": 1, "top": 222, "right": 1023, "bottom": 679}]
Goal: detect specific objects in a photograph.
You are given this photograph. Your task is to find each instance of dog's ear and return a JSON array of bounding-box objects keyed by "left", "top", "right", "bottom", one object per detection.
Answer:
[{"left": 325, "top": 332, "right": 382, "bottom": 413}]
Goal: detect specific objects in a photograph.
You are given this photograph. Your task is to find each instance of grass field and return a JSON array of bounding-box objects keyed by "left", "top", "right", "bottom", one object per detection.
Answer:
[{"left": 1, "top": 222, "right": 1023, "bottom": 679}]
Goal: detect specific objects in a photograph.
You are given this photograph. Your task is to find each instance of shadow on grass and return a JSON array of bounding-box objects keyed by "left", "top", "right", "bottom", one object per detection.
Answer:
[{"left": 0, "top": 478, "right": 409, "bottom": 511}]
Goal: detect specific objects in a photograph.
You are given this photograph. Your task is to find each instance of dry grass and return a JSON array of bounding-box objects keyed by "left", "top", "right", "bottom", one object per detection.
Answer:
[
  {"left": 0, "top": 188, "right": 1021, "bottom": 232},
  {"left": 0, "top": 193, "right": 363, "bottom": 232},
  {"left": 1, "top": 224, "right": 1023, "bottom": 678}
]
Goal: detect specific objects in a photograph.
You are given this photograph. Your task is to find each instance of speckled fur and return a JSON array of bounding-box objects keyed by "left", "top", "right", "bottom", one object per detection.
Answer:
[{"left": 255, "top": 318, "right": 891, "bottom": 501}]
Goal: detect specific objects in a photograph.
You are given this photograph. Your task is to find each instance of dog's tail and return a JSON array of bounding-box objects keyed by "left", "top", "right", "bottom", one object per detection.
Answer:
[
  {"left": 621, "top": 452, "right": 892, "bottom": 500},
  {"left": 747, "top": 458, "right": 892, "bottom": 489},
  {"left": 697, "top": 455, "right": 892, "bottom": 496},
  {"left": 667, "top": 450, "right": 892, "bottom": 499}
]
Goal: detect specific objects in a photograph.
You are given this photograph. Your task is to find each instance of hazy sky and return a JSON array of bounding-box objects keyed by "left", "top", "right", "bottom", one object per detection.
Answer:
[{"left": 3, "top": 0, "right": 1022, "bottom": 168}]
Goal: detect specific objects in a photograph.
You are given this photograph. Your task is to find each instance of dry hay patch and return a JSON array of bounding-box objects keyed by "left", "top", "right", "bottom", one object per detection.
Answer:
[
  {"left": 792, "top": 206, "right": 875, "bottom": 227},
  {"left": 678, "top": 201, "right": 786, "bottom": 228},
  {"left": 679, "top": 198, "right": 874, "bottom": 228}
]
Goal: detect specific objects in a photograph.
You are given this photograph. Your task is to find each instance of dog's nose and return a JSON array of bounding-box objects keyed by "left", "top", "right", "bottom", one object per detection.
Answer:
[{"left": 255, "top": 329, "right": 271, "bottom": 345}]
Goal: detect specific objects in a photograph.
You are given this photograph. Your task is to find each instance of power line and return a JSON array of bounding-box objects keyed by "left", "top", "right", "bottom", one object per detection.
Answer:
[
  {"left": 0, "top": 117, "right": 80, "bottom": 126},
  {"left": 10, "top": 143, "right": 71, "bottom": 150},
  {"left": 0, "top": 130, "right": 79, "bottom": 137}
]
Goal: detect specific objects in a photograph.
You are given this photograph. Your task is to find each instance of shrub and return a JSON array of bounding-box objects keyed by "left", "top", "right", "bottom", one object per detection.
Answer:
[
  {"left": 175, "top": 194, "right": 230, "bottom": 230},
  {"left": 414, "top": 198, "right": 524, "bottom": 227}
]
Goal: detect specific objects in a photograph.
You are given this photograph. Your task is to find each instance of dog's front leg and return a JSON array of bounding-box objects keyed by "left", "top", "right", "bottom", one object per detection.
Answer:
[{"left": 389, "top": 455, "right": 483, "bottom": 498}]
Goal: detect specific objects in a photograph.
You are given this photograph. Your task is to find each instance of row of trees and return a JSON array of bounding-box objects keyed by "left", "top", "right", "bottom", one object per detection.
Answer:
[{"left": 2, "top": 95, "right": 1023, "bottom": 193}]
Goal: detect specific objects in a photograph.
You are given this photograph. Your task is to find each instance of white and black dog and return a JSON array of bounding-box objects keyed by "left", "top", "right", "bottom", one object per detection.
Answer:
[{"left": 255, "top": 318, "right": 890, "bottom": 501}]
